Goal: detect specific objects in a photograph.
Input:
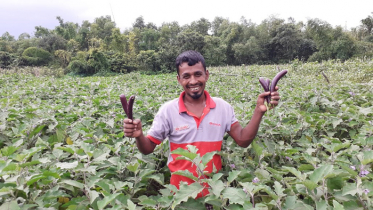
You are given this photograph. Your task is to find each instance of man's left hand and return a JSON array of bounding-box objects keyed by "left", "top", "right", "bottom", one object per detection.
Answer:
[{"left": 257, "top": 86, "right": 280, "bottom": 113}]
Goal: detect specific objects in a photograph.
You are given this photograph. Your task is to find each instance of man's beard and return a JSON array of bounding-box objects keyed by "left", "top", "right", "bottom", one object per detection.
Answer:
[{"left": 189, "top": 91, "right": 203, "bottom": 99}]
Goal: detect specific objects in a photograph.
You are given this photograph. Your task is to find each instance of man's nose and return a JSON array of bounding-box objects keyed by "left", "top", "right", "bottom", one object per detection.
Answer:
[{"left": 189, "top": 76, "right": 197, "bottom": 84}]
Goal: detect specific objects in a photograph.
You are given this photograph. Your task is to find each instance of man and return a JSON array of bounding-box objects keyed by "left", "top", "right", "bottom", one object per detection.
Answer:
[{"left": 123, "top": 50, "right": 280, "bottom": 203}]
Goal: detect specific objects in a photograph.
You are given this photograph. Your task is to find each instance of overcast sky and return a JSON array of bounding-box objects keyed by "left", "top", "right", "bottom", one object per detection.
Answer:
[{"left": 1, "top": 0, "right": 372, "bottom": 38}]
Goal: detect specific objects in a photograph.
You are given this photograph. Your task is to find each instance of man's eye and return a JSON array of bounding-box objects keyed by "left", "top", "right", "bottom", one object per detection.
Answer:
[{"left": 183, "top": 75, "right": 190, "bottom": 79}]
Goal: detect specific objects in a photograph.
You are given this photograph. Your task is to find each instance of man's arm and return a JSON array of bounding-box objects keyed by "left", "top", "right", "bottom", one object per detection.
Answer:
[
  {"left": 123, "top": 119, "right": 156, "bottom": 155},
  {"left": 228, "top": 87, "right": 280, "bottom": 148}
]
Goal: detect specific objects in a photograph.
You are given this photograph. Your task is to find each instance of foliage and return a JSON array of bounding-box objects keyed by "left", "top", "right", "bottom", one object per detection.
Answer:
[
  {"left": 137, "top": 50, "right": 160, "bottom": 71},
  {"left": 54, "top": 50, "right": 71, "bottom": 67},
  {"left": 0, "top": 51, "right": 15, "bottom": 68},
  {"left": 0, "top": 60, "right": 372, "bottom": 209},
  {"left": 38, "top": 34, "right": 67, "bottom": 53},
  {"left": 2, "top": 13, "right": 373, "bottom": 72},
  {"left": 21, "top": 47, "right": 51, "bottom": 66},
  {"left": 106, "top": 52, "right": 138, "bottom": 73}
]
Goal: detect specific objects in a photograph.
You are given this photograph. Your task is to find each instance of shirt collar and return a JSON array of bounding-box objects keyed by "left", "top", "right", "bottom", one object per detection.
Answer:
[{"left": 178, "top": 90, "right": 216, "bottom": 113}]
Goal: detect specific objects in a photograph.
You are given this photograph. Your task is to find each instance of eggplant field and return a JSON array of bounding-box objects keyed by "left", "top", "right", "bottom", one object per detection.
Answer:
[{"left": 0, "top": 59, "right": 373, "bottom": 210}]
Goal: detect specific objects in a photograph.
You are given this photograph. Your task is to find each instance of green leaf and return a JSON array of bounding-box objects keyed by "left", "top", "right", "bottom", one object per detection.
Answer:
[
  {"left": 57, "top": 147, "right": 75, "bottom": 155},
  {"left": 97, "top": 193, "right": 121, "bottom": 210},
  {"left": 316, "top": 200, "right": 328, "bottom": 210},
  {"left": 212, "top": 173, "right": 223, "bottom": 181},
  {"left": 361, "top": 151, "right": 373, "bottom": 165},
  {"left": 1, "top": 146, "right": 18, "bottom": 157},
  {"left": 138, "top": 195, "right": 157, "bottom": 207},
  {"left": 56, "top": 128, "right": 65, "bottom": 142},
  {"left": 208, "top": 180, "right": 225, "bottom": 196},
  {"left": 126, "top": 162, "right": 139, "bottom": 173},
  {"left": 309, "top": 164, "right": 333, "bottom": 183},
  {"left": 201, "top": 151, "right": 216, "bottom": 167},
  {"left": 171, "top": 147, "right": 198, "bottom": 160},
  {"left": 222, "top": 187, "right": 247, "bottom": 205},
  {"left": 88, "top": 190, "right": 99, "bottom": 204},
  {"left": 302, "top": 180, "right": 318, "bottom": 191},
  {"left": 342, "top": 183, "right": 358, "bottom": 196},
  {"left": 127, "top": 199, "right": 136, "bottom": 210},
  {"left": 252, "top": 141, "right": 263, "bottom": 156},
  {"left": 333, "top": 200, "right": 345, "bottom": 210},
  {"left": 96, "top": 180, "right": 111, "bottom": 193},
  {"left": 29, "top": 125, "right": 45, "bottom": 138},
  {"left": 274, "top": 181, "right": 286, "bottom": 197},
  {"left": 172, "top": 170, "right": 198, "bottom": 181},
  {"left": 282, "top": 166, "right": 305, "bottom": 181},
  {"left": 27, "top": 174, "right": 46, "bottom": 186},
  {"left": 147, "top": 174, "right": 164, "bottom": 185},
  {"left": 172, "top": 182, "right": 204, "bottom": 208},
  {"left": 359, "top": 106, "right": 373, "bottom": 115},
  {"left": 61, "top": 179, "right": 84, "bottom": 189},
  {"left": 56, "top": 161, "right": 78, "bottom": 169},
  {"left": 227, "top": 170, "right": 241, "bottom": 184},
  {"left": 0, "top": 201, "right": 21, "bottom": 210},
  {"left": 284, "top": 195, "right": 296, "bottom": 210}
]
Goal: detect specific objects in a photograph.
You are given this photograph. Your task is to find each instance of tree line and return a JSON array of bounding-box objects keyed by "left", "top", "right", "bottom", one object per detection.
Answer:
[{"left": 1, "top": 14, "right": 373, "bottom": 75}]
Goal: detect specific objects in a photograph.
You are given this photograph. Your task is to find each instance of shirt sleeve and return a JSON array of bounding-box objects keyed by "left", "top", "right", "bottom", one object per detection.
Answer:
[
  {"left": 226, "top": 103, "right": 238, "bottom": 132},
  {"left": 146, "top": 104, "right": 171, "bottom": 144}
]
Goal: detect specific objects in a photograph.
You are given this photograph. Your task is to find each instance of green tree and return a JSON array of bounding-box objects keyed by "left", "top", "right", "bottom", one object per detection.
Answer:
[
  {"left": 189, "top": 18, "right": 211, "bottom": 35},
  {"left": 176, "top": 30, "right": 205, "bottom": 53},
  {"left": 91, "top": 15, "right": 116, "bottom": 46},
  {"left": 21, "top": 47, "right": 51, "bottom": 66},
  {"left": 133, "top": 16, "right": 146, "bottom": 30},
  {"left": 233, "top": 36, "right": 262, "bottom": 64},
  {"left": 18, "top": 33, "right": 31, "bottom": 40},
  {"left": 139, "top": 28, "right": 160, "bottom": 51},
  {"left": 110, "top": 28, "right": 128, "bottom": 53},
  {"left": 137, "top": 50, "right": 160, "bottom": 71},
  {"left": 361, "top": 14, "right": 373, "bottom": 35},
  {"left": 54, "top": 50, "right": 71, "bottom": 67},
  {"left": 55, "top": 16, "right": 79, "bottom": 40},
  {"left": 38, "top": 34, "right": 67, "bottom": 53},
  {"left": 1, "top": 32, "right": 15, "bottom": 41},
  {"left": 269, "top": 23, "right": 302, "bottom": 62},
  {"left": 330, "top": 33, "right": 356, "bottom": 61},
  {"left": 76, "top": 20, "right": 91, "bottom": 51},
  {"left": 0, "top": 51, "right": 15, "bottom": 68},
  {"left": 34, "top": 26, "right": 51, "bottom": 38},
  {"left": 203, "top": 36, "right": 227, "bottom": 66}
]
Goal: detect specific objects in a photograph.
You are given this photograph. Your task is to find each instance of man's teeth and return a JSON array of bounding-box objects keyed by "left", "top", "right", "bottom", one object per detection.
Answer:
[{"left": 190, "top": 87, "right": 199, "bottom": 91}]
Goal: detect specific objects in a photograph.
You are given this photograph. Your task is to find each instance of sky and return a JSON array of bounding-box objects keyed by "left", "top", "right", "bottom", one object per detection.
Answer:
[{"left": 1, "top": 0, "right": 372, "bottom": 38}]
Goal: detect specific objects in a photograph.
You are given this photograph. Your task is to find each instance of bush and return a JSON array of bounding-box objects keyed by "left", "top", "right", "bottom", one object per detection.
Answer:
[
  {"left": 68, "top": 49, "right": 110, "bottom": 75},
  {"left": 0, "top": 51, "right": 15, "bottom": 68},
  {"left": 67, "top": 60, "right": 88, "bottom": 74},
  {"left": 106, "top": 52, "right": 138, "bottom": 73},
  {"left": 21, "top": 47, "right": 51, "bottom": 66},
  {"left": 137, "top": 50, "right": 161, "bottom": 71}
]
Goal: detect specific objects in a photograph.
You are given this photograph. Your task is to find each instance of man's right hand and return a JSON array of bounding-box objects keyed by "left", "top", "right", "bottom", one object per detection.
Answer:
[{"left": 123, "top": 119, "right": 143, "bottom": 138}]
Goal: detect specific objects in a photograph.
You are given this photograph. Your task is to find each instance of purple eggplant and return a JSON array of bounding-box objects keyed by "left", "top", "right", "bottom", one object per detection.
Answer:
[
  {"left": 120, "top": 94, "right": 135, "bottom": 120},
  {"left": 127, "top": 95, "right": 135, "bottom": 120},
  {"left": 259, "top": 77, "right": 271, "bottom": 104},
  {"left": 259, "top": 69, "right": 287, "bottom": 103}
]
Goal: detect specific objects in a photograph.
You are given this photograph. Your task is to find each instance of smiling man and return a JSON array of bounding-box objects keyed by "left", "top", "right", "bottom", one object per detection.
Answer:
[{"left": 123, "top": 50, "right": 280, "bottom": 207}]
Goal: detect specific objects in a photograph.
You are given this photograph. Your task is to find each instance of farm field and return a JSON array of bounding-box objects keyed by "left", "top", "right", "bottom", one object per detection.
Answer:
[{"left": 0, "top": 59, "right": 373, "bottom": 209}]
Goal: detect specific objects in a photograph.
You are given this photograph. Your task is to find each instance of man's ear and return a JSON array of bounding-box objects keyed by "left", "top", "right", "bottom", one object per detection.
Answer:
[
  {"left": 205, "top": 70, "right": 209, "bottom": 81},
  {"left": 177, "top": 74, "right": 181, "bottom": 85}
]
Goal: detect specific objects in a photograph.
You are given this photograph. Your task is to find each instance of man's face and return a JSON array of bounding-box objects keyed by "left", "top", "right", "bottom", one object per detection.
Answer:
[{"left": 177, "top": 62, "right": 209, "bottom": 100}]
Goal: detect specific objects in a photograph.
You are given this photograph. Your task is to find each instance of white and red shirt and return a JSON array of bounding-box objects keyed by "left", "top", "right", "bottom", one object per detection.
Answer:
[{"left": 147, "top": 90, "right": 238, "bottom": 197}]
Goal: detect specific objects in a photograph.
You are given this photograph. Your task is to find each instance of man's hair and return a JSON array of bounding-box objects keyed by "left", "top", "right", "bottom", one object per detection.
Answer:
[{"left": 175, "top": 50, "right": 206, "bottom": 75}]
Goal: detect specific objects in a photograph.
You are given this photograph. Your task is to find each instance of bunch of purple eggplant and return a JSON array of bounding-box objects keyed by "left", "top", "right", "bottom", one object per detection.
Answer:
[
  {"left": 120, "top": 94, "right": 135, "bottom": 120},
  {"left": 259, "top": 70, "right": 288, "bottom": 104}
]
